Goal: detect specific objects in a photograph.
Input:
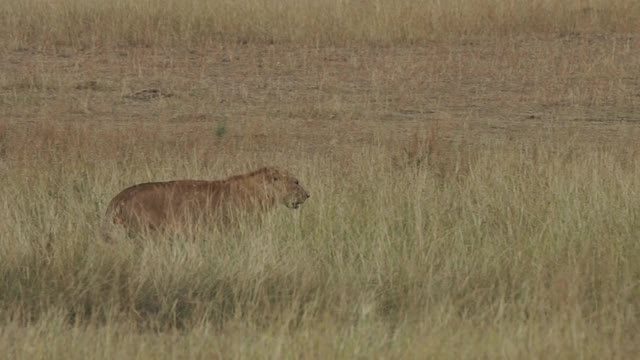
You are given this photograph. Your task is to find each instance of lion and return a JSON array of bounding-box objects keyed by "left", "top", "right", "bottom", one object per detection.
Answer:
[{"left": 102, "top": 166, "right": 310, "bottom": 240}]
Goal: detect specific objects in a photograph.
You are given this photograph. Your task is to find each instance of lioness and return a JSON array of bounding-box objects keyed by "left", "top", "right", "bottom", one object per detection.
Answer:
[{"left": 102, "top": 167, "right": 310, "bottom": 239}]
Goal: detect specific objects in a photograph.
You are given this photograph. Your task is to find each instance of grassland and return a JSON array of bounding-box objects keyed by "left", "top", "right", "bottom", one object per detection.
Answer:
[
  {"left": 2, "top": 0, "right": 640, "bottom": 47},
  {"left": 2, "top": 0, "right": 640, "bottom": 358}
]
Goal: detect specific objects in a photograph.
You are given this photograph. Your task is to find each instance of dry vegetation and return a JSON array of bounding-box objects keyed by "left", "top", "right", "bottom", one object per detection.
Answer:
[
  {"left": 2, "top": 0, "right": 640, "bottom": 47},
  {"left": 2, "top": 0, "right": 640, "bottom": 358}
]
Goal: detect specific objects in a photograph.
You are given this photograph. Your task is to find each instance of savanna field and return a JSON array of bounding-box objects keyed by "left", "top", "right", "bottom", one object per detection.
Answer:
[{"left": 2, "top": 0, "right": 640, "bottom": 358}]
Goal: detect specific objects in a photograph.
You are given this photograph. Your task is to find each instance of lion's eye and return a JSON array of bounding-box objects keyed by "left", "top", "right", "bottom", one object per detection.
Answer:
[
  {"left": 294, "top": 180, "right": 299, "bottom": 185},
  {"left": 273, "top": 176, "right": 279, "bottom": 181}
]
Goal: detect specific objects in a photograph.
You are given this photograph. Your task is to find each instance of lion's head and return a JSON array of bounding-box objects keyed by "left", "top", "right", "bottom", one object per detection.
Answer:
[{"left": 254, "top": 167, "right": 310, "bottom": 209}]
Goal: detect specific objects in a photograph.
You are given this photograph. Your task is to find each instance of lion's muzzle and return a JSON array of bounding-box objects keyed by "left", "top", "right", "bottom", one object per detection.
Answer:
[{"left": 286, "top": 188, "right": 310, "bottom": 209}]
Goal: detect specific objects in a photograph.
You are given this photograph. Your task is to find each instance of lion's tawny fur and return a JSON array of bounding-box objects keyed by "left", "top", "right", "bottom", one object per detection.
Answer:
[{"left": 102, "top": 167, "right": 309, "bottom": 240}]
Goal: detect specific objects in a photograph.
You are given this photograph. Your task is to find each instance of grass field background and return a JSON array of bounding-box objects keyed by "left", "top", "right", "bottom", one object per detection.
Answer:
[
  {"left": 2, "top": 0, "right": 640, "bottom": 47},
  {"left": 2, "top": 0, "right": 640, "bottom": 358}
]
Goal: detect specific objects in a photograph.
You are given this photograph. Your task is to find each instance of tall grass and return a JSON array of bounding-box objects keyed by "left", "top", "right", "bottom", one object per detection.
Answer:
[
  {"left": 1, "top": 124, "right": 640, "bottom": 357},
  {"left": 2, "top": 0, "right": 640, "bottom": 355},
  {"left": 2, "top": 0, "right": 640, "bottom": 48}
]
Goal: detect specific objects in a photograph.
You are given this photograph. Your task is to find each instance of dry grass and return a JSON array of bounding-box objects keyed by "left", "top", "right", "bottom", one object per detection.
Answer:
[
  {"left": 2, "top": 123, "right": 640, "bottom": 358},
  {"left": 2, "top": 1, "right": 640, "bottom": 358},
  {"left": 2, "top": 0, "right": 640, "bottom": 48}
]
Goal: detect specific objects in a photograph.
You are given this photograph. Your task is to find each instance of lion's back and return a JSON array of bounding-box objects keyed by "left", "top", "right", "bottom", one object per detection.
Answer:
[{"left": 105, "top": 181, "right": 202, "bottom": 225}]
